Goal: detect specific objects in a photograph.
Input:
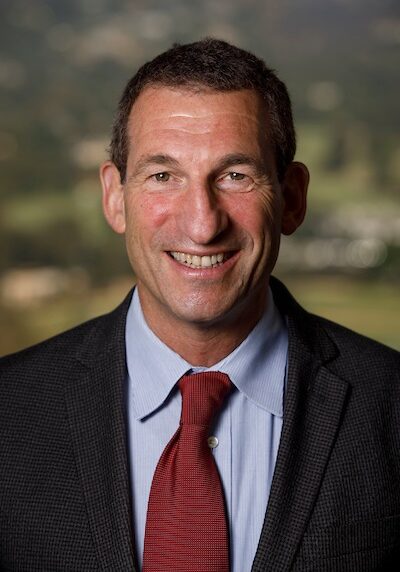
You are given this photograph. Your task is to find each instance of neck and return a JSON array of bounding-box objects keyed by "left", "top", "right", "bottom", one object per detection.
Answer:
[{"left": 139, "top": 290, "right": 267, "bottom": 367}]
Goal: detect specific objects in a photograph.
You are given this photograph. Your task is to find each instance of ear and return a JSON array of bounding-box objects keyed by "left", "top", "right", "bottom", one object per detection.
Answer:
[
  {"left": 100, "top": 161, "right": 126, "bottom": 234},
  {"left": 280, "top": 161, "right": 309, "bottom": 235}
]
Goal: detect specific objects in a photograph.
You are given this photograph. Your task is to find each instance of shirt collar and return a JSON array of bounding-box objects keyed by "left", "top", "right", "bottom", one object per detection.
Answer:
[{"left": 125, "top": 287, "right": 288, "bottom": 420}]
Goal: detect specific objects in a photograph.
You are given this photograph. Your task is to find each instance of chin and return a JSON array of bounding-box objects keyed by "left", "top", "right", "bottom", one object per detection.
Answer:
[
  {"left": 175, "top": 308, "right": 224, "bottom": 326},
  {"left": 170, "top": 298, "right": 240, "bottom": 328}
]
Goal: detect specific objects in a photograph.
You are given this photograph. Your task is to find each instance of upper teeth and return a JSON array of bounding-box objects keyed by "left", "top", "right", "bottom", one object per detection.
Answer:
[{"left": 170, "top": 251, "right": 225, "bottom": 268}]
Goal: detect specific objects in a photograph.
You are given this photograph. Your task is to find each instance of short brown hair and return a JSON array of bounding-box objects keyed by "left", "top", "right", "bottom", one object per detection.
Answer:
[{"left": 110, "top": 38, "right": 296, "bottom": 182}]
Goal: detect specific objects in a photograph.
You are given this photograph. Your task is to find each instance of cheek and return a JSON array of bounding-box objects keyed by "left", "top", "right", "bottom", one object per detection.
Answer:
[
  {"left": 125, "top": 193, "right": 172, "bottom": 240},
  {"left": 227, "top": 190, "right": 281, "bottom": 244}
]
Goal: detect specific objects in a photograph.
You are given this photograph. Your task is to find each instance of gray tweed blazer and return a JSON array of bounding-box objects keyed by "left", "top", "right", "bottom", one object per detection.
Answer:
[{"left": 1, "top": 277, "right": 399, "bottom": 571}]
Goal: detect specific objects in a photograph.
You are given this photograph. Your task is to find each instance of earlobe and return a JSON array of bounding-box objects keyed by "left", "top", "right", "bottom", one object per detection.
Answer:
[
  {"left": 281, "top": 161, "right": 309, "bottom": 235},
  {"left": 100, "top": 161, "right": 126, "bottom": 234}
]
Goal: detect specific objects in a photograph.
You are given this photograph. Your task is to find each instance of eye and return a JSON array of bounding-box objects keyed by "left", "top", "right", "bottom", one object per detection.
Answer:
[
  {"left": 216, "top": 170, "right": 254, "bottom": 192},
  {"left": 229, "top": 172, "right": 245, "bottom": 181},
  {"left": 153, "top": 172, "right": 170, "bottom": 182}
]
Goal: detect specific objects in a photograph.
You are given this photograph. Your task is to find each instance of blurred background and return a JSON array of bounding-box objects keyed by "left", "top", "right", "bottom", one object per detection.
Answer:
[{"left": 0, "top": 0, "right": 399, "bottom": 355}]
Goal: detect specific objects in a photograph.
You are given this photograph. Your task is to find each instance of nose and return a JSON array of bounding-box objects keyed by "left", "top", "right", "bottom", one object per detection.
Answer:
[{"left": 178, "top": 181, "right": 229, "bottom": 245}]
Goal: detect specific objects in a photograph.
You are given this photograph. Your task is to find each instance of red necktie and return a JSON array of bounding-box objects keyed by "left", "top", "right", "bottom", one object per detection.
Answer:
[{"left": 143, "top": 371, "right": 232, "bottom": 572}]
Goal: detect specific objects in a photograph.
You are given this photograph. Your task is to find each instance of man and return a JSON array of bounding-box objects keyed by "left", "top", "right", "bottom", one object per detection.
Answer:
[{"left": 0, "top": 39, "right": 399, "bottom": 571}]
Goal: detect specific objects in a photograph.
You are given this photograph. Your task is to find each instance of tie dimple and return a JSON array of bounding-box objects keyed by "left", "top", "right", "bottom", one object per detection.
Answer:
[{"left": 179, "top": 371, "right": 232, "bottom": 426}]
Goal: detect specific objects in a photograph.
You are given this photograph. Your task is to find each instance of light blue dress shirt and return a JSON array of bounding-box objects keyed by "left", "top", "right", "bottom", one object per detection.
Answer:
[{"left": 125, "top": 287, "right": 288, "bottom": 572}]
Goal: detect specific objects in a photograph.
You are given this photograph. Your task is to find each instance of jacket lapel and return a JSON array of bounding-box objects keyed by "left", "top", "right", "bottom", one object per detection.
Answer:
[
  {"left": 252, "top": 279, "right": 349, "bottom": 572},
  {"left": 64, "top": 293, "right": 136, "bottom": 571}
]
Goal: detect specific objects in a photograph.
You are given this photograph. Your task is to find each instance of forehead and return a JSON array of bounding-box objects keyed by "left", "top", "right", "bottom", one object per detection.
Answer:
[{"left": 127, "top": 86, "right": 269, "bottom": 140}]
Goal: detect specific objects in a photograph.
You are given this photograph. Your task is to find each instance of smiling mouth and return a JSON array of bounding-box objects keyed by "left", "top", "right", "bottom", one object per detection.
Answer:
[{"left": 169, "top": 251, "right": 232, "bottom": 269}]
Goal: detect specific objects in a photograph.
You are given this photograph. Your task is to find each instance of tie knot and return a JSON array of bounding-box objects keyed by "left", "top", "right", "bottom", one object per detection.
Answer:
[{"left": 179, "top": 371, "right": 232, "bottom": 427}]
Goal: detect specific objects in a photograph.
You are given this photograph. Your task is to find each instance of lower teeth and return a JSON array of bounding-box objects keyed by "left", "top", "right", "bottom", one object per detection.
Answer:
[{"left": 183, "top": 261, "right": 222, "bottom": 269}]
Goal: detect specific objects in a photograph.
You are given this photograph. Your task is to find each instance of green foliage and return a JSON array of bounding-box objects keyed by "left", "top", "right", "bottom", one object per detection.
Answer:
[{"left": 0, "top": 0, "right": 398, "bottom": 355}]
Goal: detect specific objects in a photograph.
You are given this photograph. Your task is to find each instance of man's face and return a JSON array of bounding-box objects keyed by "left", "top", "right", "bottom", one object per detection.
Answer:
[{"left": 102, "top": 87, "right": 307, "bottom": 335}]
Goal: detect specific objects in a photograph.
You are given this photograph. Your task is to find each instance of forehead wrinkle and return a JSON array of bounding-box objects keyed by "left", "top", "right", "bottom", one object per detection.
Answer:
[
  {"left": 165, "top": 110, "right": 261, "bottom": 119},
  {"left": 130, "top": 109, "right": 261, "bottom": 138},
  {"left": 129, "top": 86, "right": 267, "bottom": 140}
]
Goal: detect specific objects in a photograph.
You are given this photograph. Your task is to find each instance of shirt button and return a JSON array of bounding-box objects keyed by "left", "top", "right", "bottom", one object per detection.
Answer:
[{"left": 207, "top": 436, "right": 219, "bottom": 449}]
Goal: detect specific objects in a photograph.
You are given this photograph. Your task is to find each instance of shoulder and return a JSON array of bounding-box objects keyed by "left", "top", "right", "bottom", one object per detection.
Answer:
[
  {"left": 1, "top": 314, "right": 100, "bottom": 367},
  {"left": 293, "top": 307, "right": 400, "bottom": 441},
  {"left": 272, "top": 278, "right": 400, "bottom": 466},
  {"left": 0, "top": 289, "right": 133, "bottom": 393},
  {"left": 310, "top": 312, "right": 399, "bottom": 375},
  {"left": 307, "top": 313, "right": 400, "bottom": 422},
  {"left": 271, "top": 276, "right": 399, "bottom": 383}
]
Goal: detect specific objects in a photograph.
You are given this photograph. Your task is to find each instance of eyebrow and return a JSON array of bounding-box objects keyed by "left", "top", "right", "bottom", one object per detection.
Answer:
[
  {"left": 212, "top": 153, "right": 266, "bottom": 177},
  {"left": 127, "top": 154, "right": 180, "bottom": 182}
]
